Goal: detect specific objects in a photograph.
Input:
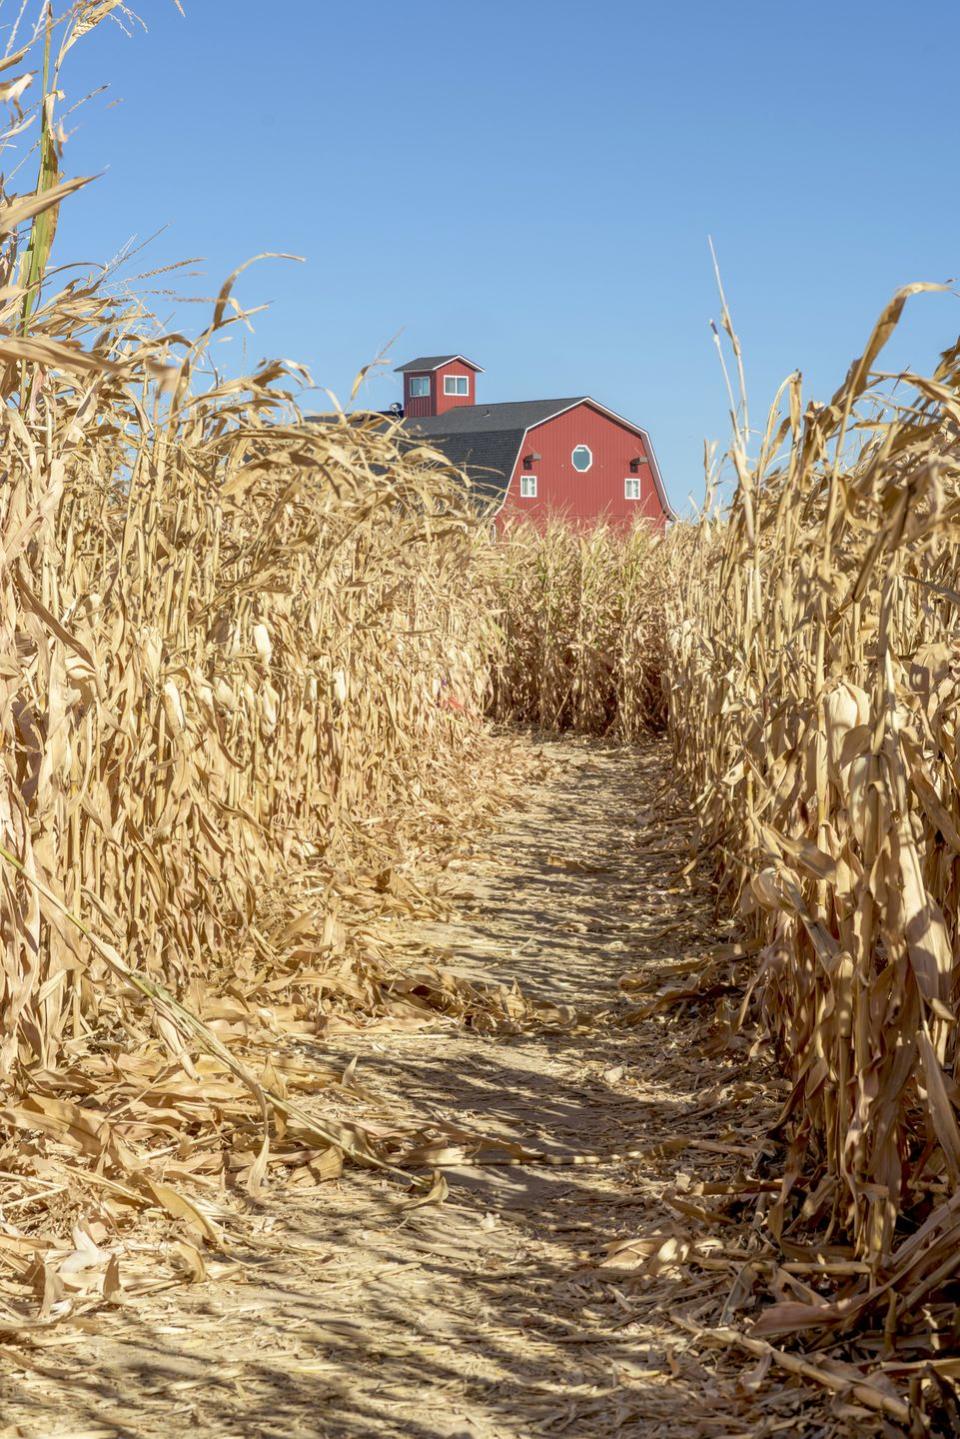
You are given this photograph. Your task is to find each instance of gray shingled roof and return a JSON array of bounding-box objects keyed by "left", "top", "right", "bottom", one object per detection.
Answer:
[
  {"left": 405, "top": 428, "right": 526, "bottom": 506},
  {"left": 408, "top": 399, "right": 583, "bottom": 437},
  {"left": 395, "top": 354, "right": 483, "bottom": 374},
  {"left": 402, "top": 399, "right": 584, "bottom": 509}
]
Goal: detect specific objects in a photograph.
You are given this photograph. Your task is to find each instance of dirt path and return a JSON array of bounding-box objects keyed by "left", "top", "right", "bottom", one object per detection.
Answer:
[{"left": 0, "top": 738, "right": 841, "bottom": 1439}]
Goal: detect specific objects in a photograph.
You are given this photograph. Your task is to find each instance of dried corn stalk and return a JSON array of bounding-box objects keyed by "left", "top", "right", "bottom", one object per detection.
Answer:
[
  {"left": 0, "top": 18, "right": 528, "bottom": 1309},
  {"left": 485, "top": 518, "right": 670, "bottom": 737},
  {"left": 667, "top": 284, "right": 960, "bottom": 1348}
]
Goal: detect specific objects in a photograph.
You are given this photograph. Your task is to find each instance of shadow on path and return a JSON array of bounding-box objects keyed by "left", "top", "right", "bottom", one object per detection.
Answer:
[{"left": 0, "top": 738, "right": 832, "bottom": 1439}]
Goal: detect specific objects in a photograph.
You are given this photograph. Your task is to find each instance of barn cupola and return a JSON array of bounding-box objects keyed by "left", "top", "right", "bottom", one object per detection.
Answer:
[{"left": 395, "top": 354, "right": 483, "bottom": 418}]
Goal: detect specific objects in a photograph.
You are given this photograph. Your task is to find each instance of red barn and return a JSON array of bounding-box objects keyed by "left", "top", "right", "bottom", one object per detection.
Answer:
[{"left": 396, "top": 354, "right": 671, "bottom": 529}]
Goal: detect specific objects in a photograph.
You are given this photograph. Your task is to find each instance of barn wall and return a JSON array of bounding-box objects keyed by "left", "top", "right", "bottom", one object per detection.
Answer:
[
  {"left": 403, "top": 361, "right": 479, "bottom": 417},
  {"left": 433, "top": 359, "right": 478, "bottom": 416},
  {"left": 403, "top": 372, "right": 434, "bottom": 418},
  {"left": 497, "top": 402, "right": 666, "bottom": 530}
]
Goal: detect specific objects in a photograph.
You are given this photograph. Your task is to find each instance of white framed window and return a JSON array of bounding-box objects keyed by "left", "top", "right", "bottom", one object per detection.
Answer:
[
  {"left": 443, "top": 374, "right": 470, "bottom": 396},
  {"left": 625, "top": 477, "right": 641, "bottom": 500},
  {"left": 520, "top": 474, "right": 537, "bottom": 498},
  {"left": 408, "top": 376, "right": 430, "bottom": 397},
  {"left": 571, "top": 444, "right": 593, "bottom": 472}
]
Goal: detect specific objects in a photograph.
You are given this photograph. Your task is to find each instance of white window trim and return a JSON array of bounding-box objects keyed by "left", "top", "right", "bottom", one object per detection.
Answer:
[
  {"left": 520, "top": 474, "right": 538, "bottom": 499},
  {"left": 571, "top": 444, "right": 593, "bottom": 473},
  {"left": 443, "top": 374, "right": 470, "bottom": 396},
  {"left": 624, "top": 476, "right": 641, "bottom": 500},
  {"left": 408, "top": 376, "right": 430, "bottom": 397}
]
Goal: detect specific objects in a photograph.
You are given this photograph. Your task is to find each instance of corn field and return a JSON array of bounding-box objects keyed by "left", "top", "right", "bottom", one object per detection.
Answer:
[
  {"left": 486, "top": 519, "right": 670, "bottom": 737},
  {"left": 0, "top": 242, "right": 508, "bottom": 1227},
  {"left": 7, "top": 5, "right": 960, "bottom": 1418},
  {"left": 666, "top": 284, "right": 960, "bottom": 1354},
  {"left": 0, "top": 4, "right": 529, "bottom": 1295},
  {"left": 481, "top": 282, "right": 960, "bottom": 1373}
]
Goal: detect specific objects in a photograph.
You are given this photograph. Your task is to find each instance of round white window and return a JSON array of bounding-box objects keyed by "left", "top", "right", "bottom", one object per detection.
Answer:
[{"left": 571, "top": 444, "right": 593, "bottom": 472}]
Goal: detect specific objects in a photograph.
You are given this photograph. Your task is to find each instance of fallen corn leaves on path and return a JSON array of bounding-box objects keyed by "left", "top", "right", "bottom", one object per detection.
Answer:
[{"left": 0, "top": 737, "right": 894, "bottom": 1439}]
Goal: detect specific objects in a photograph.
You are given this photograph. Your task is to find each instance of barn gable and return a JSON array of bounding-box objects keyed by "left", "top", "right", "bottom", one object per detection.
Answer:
[{"left": 508, "top": 399, "right": 670, "bottom": 526}]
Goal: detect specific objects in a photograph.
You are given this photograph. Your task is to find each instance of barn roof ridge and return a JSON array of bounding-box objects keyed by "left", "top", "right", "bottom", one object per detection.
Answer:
[
  {"left": 405, "top": 397, "right": 586, "bottom": 434},
  {"left": 395, "top": 354, "right": 484, "bottom": 374}
]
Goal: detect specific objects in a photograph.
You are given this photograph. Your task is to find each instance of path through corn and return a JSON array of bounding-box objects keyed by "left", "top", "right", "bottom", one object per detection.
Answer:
[{"left": 1, "top": 738, "right": 839, "bottom": 1439}]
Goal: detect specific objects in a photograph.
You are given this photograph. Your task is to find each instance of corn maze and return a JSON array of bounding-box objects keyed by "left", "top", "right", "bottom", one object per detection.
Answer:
[{"left": 2, "top": 7, "right": 960, "bottom": 1437}]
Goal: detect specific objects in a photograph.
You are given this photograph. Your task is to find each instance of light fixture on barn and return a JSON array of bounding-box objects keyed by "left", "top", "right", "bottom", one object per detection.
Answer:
[
  {"left": 629, "top": 456, "right": 649, "bottom": 473},
  {"left": 523, "top": 452, "right": 541, "bottom": 470}
]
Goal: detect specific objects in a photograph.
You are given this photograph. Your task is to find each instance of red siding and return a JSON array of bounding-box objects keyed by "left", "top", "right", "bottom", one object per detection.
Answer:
[
  {"left": 404, "top": 373, "right": 434, "bottom": 418},
  {"left": 432, "top": 359, "right": 477, "bottom": 415},
  {"left": 403, "top": 359, "right": 480, "bottom": 416},
  {"left": 496, "top": 401, "right": 666, "bottom": 531}
]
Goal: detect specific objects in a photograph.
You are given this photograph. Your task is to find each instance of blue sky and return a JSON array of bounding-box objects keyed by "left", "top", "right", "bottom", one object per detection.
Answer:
[{"left": 30, "top": 0, "right": 960, "bottom": 510}]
